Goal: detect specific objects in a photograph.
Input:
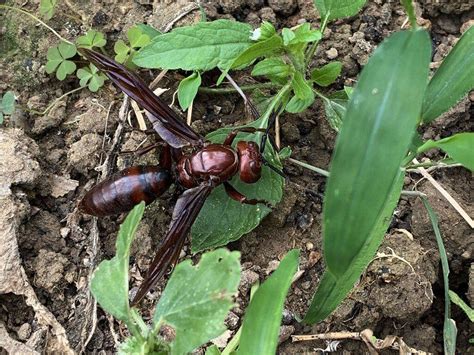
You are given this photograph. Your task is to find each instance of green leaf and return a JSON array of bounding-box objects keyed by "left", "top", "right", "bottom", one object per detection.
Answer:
[
  {"left": 153, "top": 249, "right": 240, "bottom": 355},
  {"left": 420, "top": 197, "right": 457, "bottom": 355},
  {"left": 77, "top": 64, "right": 106, "bottom": 92},
  {"left": 134, "top": 20, "right": 253, "bottom": 71},
  {"left": 278, "top": 146, "right": 292, "bottom": 160},
  {"left": 254, "top": 21, "right": 276, "bottom": 41},
  {"left": 76, "top": 30, "right": 107, "bottom": 49},
  {"left": 127, "top": 26, "right": 151, "bottom": 49},
  {"left": 291, "top": 71, "right": 313, "bottom": 100},
  {"left": 311, "top": 61, "right": 342, "bottom": 87},
  {"left": 282, "top": 28, "right": 295, "bottom": 46},
  {"left": 285, "top": 95, "right": 314, "bottom": 113},
  {"left": 251, "top": 58, "right": 291, "bottom": 78},
  {"left": 449, "top": 290, "right": 474, "bottom": 322},
  {"left": 290, "top": 23, "right": 322, "bottom": 44},
  {"left": 39, "top": 0, "right": 57, "bottom": 20},
  {"left": 323, "top": 30, "right": 431, "bottom": 277},
  {"left": 304, "top": 171, "right": 404, "bottom": 323},
  {"left": 231, "top": 34, "right": 283, "bottom": 69},
  {"left": 237, "top": 250, "right": 299, "bottom": 355},
  {"left": 313, "top": 0, "right": 367, "bottom": 21},
  {"left": 205, "top": 345, "right": 222, "bottom": 355},
  {"left": 90, "top": 203, "right": 145, "bottom": 324},
  {"left": 114, "top": 40, "right": 131, "bottom": 64},
  {"left": 45, "top": 42, "right": 77, "bottom": 81},
  {"left": 321, "top": 97, "right": 345, "bottom": 131},
  {"left": 136, "top": 24, "right": 162, "bottom": 39},
  {"left": 417, "top": 133, "right": 474, "bottom": 171},
  {"left": 1, "top": 91, "right": 16, "bottom": 115},
  {"left": 191, "top": 116, "right": 284, "bottom": 253},
  {"left": 422, "top": 26, "right": 474, "bottom": 123},
  {"left": 178, "top": 72, "right": 202, "bottom": 111}
]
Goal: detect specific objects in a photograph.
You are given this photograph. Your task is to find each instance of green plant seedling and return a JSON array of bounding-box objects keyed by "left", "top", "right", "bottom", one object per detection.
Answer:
[
  {"left": 45, "top": 41, "right": 77, "bottom": 80},
  {"left": 114, "top": 26, "right": 153, "bottom": 67},
  {"left": 177, "top": 71, "right": 201, "bottom": 111},
  {"left": 77, "top": 64, "right": 107, "bottom": 92},
  {"left": 0, "top": 91, "right": 16, "bottom": 124},
  {"left": 39, "top": 0, "right": 57, "bottom": 20},
  {"left": 449, "top": 290, "right": 474, "bottom": 322},
  {"left": 76, "top": 29, "right": 107, "bottom": 50}
]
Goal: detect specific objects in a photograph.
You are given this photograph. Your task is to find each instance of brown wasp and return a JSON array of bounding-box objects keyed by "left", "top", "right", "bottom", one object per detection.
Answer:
[{"left": 78, "top": 49, "right": 283, "bottom": 304}]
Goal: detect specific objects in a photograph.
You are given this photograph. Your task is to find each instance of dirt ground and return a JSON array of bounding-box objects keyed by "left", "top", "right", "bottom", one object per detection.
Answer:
[{"left": 0, "top": 0, "right": 473, "bottom": 353}]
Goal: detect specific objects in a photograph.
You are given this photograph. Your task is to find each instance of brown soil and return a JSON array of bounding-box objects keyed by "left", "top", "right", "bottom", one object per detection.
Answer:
[{"left": 1, "top": 0, "right": 473, "bottom": 354}]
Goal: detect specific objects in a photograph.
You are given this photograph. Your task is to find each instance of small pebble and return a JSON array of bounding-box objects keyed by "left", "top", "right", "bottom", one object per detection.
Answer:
[
  {"left": 306, "top": 241, "right": 314, "bottom": 250},
  {"left": 278, "top": 325, "right": 295, "bottom": 344},
  {"left": 326, "top": 47, "right": 338, "bottom": 59},
  {"left": 17, "top": 323, "right": 31, "bottom": 341}
]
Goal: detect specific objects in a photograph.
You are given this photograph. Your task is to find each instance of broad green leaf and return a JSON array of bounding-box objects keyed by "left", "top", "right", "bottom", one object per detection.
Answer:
[
  {"left": 191, "top": 116, "right": 284, "bottom": 252},
  {"left": 127, "top": 26, "right": 151, "bottom": 48},
  {"left": 90, "top": 202, "right": 145, "bottom": 324},
  {"left": 304, "top": 171, "right": 404, "bottom": 323},
  {"left": 421, "top": 197, "right": 457, "bottom": 355},
  {"left": 422, "top": 26, "right": 474, "bottom": 123},
  {"left": 136, "top": 23, "right": 162, "bottom": 39},
  {"left": 313, "top": 0, "right": 367, "bottom": 21},
  {"left": 285, "top": 95, "right": 314, "bottom": 113},
  {"left": 153, "top": 249, "right": 240, "bottom": 355},
  {"left": 311, "top": 61, "right": 342, "bottom": 87},
  {"left": 134, "top": 20, "right": 253, "bottom": 71},
  {"left": 178, "top": 72, "right": 202, "bottom": 111},
  {"left": 45, "top": 42, "right": 77, "bottom": 81},
  {"left": 231, "top": 34, "right": 283, "bottom": 69},
  {"left": 282, "top": 28, "right": 295, "bottom": 46},
  {"left": 39, "top": 0, "right": 57, "bottom": 20},
  {"left": 77, "top": 64, "right": 106, "bottom": 92},
  {"left": 323, "top": 30, "right": 431, "bottom": 277},
  {"left": 114, "top": 40, "right": 130, "bottom": 63},
  {"left": 417, "top": 133, "right": 474, "bottom": 171},
  {"left": 290, "top": 23, "right": 322, "bottom": 44},
  {"left": 237, "top": 249, "right": 299, "bottom": 355},
  {"left": 76, "top": 30, "right": 107, "bottom": 49},
  {"left": 251, "top": 57, "right": 291, "bottom": 78},
  {"left": 449, "top": 290, "right": 474, "bottom": 322},
  {"left": 1, "top": 91, "right": 16, "bottom": 115},
  {"left": 291, "top": 71, "right": 313, "bottom": 100}
]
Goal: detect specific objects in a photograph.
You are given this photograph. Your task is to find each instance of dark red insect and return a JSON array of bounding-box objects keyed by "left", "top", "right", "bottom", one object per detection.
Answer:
[{"left": 78, "top": 49, "right": 281, "bottom": 305}]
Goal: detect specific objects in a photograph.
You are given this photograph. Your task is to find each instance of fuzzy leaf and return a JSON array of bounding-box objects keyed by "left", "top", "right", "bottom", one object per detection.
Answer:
[
  {"left": 313, "top": 0, "right": 367, "bottom": 21},
  {"left": 178, "top": 72, "right": 202, "bottom": 111},
  {"left": 282, "top": 28, "right": 296, "bottom": 46},
  {"left": 134, "top": 20, "right": 253, "bottom": 71},
  {"left": 251, "top": 57, "right": 291, "bottom": 78},
  {"left": 285, "top": 95, "right": 315, "bottom": 113},
  {"left": 311, "top": 61, "right": 342, "bottom": 86},
  {"left": 230, "top": 34, "right": 283, "bottom": 69},
  {"left": 90, "top": 203, "right": 145, "bottom": 323},
  {"left": 291, "top": 71, "right": 313, "bottom": 100},
  {"left": 290, "top": 23, "right": 322, "bottom": 44},
  {"left": 153, "top": 249, "right": 240, "bottom": 355}
]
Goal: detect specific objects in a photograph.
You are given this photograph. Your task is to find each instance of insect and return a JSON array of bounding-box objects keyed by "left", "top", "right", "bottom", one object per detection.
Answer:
[{"left": 78, "top": 49, "right": 283, "bottom": 304}]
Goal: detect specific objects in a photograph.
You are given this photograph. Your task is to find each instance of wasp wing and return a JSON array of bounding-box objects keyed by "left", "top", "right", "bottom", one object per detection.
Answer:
[
  {"left": 132, "top": 183, "right": 213, "bottom": 305},
  {"left": 79, "top": 48, "right": 204, "bottom": 148}
]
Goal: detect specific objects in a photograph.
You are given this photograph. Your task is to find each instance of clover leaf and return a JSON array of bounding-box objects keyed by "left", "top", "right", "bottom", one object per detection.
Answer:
[
  {"left": 0, "top": 91, "right": 16, "bottom": 124},
  {"left": 45, "top": 42, "right": 77, "bottom": 80},
  {"left": 76, "top": 30, "right": 107, "bottom": 49},
  {"left": 39, "top": 0, "right": 57, "bottom": 20},
  {"left": 77, "top": 64, "right": 106, "bottom": 92},
  {"left": 114, "top": 26, "right": 151, "bottom": 67}
]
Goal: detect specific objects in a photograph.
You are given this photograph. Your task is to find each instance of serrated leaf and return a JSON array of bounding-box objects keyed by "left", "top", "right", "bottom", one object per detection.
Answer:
[
  {"left": 136, "top": 24, "right": 162, "bottom": 39},
  {"left": 422, "top": 26, "right": 474, "bottom": 123},
  {"left": 230, "top": 34, "right": 283, "bottom": 69},
  {"left": 291, "top": 71, "right": 313, "bottom": 100},
  {"left": 285, "top": 95, "right": 314, "bottom": 113},
  {"left": 323, "top": 30, "right": 431, "bottom": 277},
  {"left": 91, "top": 203, "right": 145, "bottom": 324},
  {"left": 127, "top": 26, "right": 151, "bottom": 48},
  {"left": 39, "top": 0, "right": 57, "bottom": 20},
  {"left": 417, "top": 132, "right": 474, "bottom": 171},
  {"left": 311, "top": 61, "right": 342, "bottom": 86},
  {"left": 1, "top": 91, "right": 16, "bottom": 115},
  {"left": 191, "top": 116, "right": 284, "bottom": 252},
  {"left": 134, "top": 20, "right": 253, "bottom": 71},
  {"left": 282, "top": 28, "right": 295, "bottom": 46},
  {"left": 237, "top": 249, "right": 299, "bottom": 355},
  {"left": 153, "top": 249, "right": 240, "bottom": 355},
  {"left": 76, "top": 30, "right": 107, "bottom": 49},
  {"left": 178, "top": 72, "right": 201, "bottom": 111},
  {"left": 251, "top": 57, "right": 291, "bottom": 78},
  {"left": 313, "top": 0, "right": 367, "bottom": 21}
]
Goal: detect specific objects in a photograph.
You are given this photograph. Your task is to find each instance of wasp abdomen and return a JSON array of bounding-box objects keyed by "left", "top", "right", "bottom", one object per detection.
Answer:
[{"left": 79, "top": 166, "right": 172, "bottom": 217}]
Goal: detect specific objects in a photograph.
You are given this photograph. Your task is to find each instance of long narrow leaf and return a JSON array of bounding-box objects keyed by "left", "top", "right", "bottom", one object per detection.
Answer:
[
  {"left": 422, "top": 26, "right": 474, "bottom": 123},
  {"left": 324, "top": 29, "right": 431, "bottom": 277},
  {"left": 237, "top": 249, "right": 299, "bottom": 354},
  {"left": 421, "top": 197, "right": 457, "bottom": 354}
]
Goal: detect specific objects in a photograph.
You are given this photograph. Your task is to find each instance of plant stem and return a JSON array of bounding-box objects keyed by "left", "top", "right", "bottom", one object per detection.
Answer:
[
  {"left": 304, "top": 12, "right": 330, "bottom": 69},
  {"left": 0, "top": 5, "right": 73, "bottom": 45},
  {"left": 198, "top": 82, "right": 279, "bottom": 94},
  {"left": 288, "top": 158, "right": 330, "bottom": 177},
  {"left": 130, "top": 308, "right": 149, "bottom": 338},
  {"left": 257, "top": 83, "right": 291, "bottom": 129}
]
